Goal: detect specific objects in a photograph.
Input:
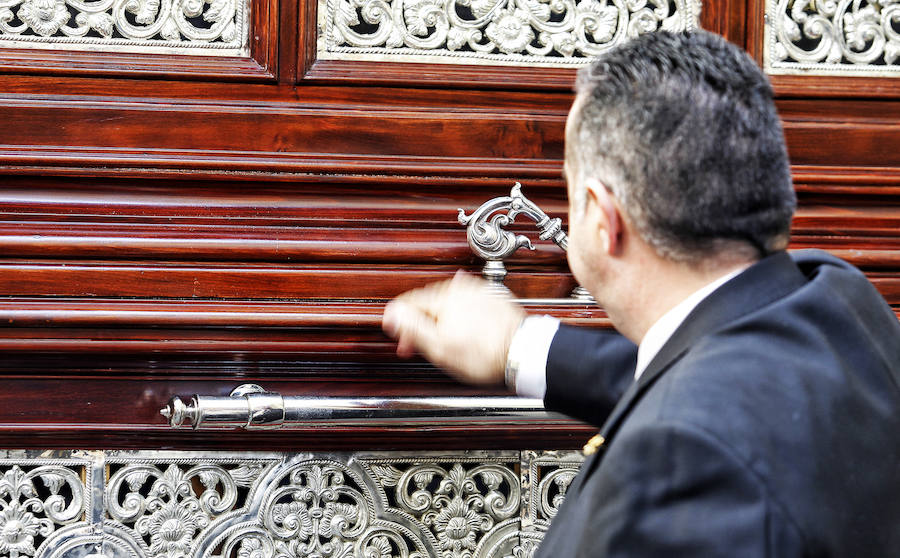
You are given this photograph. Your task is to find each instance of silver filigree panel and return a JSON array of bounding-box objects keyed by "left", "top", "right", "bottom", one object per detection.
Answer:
[
  {"left": 0, "top": 452, "right": 92, "bottom": 558},
  {"left": 105, "top": 456, "right": 276, "bottom": 558},
  {"left": 0, "top": 0, "right": 249, "bottom": 56},
  {"left": 765, "top": 0, "right": 900, "bottom": 75},
  {"left": 316, "top": 0, "right": 701, "bottom": 66},
  {"left": 0, "top": 449, "right": 584, "bottom": 558}
]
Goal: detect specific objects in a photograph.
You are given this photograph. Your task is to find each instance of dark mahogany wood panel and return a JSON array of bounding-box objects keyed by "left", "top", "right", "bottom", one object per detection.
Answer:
[
  {"left": 1, "top": 93, "right": 898, "bottom": 181},
  {"left": 0, "top": 0, "right": 899, "bottom": 452},
  {"left": 0, "top": 377, "right": 596, "bottom": 451}
]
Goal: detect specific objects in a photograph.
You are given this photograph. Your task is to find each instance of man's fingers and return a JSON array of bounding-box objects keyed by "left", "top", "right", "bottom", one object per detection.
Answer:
[
  {"left": 382, "top": 274, "right": 522, "bottom": 385},
  {"left": 383, "top": 299, "right": 430, "bottom": 339},
  {"left": 388, "top": 280, "right": 452, "bottom": 320},
  {"left": 396, "top": 336, "right": 416, "bottom": 359},
  {"left": 383, "top": 300, "right": 445, "bottom": 363},
  {"left": 382, "top": 299, "right": 404, "bottom": 338}
]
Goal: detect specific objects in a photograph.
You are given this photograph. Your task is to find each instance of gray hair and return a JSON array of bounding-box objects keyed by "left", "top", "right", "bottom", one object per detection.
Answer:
[{"left": 569, "top": 30, "right": 796, "bottom": 263}]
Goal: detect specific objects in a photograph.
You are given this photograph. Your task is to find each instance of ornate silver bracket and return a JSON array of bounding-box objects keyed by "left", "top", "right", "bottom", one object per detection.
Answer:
[
  {"left": 160, "top": 383, "right": 556, "bottom": 429},
  {"left": 458, "top": 183, "right": 593, "bottom": 300}
]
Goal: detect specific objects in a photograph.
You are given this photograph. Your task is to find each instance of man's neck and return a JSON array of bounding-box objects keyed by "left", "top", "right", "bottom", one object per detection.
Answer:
[
  {"left": 633, "top": 266, "right": 746, "bottom": 379},
  {"left": 611, "top": 253, "right": 755, "bottom": 344}
]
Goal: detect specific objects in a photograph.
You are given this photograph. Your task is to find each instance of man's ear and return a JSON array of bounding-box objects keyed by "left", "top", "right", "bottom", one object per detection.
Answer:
[{"left": 584, "top": 179, "right": 622, "bottom": 255}]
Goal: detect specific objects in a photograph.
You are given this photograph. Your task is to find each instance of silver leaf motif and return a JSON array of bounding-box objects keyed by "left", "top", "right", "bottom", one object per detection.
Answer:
[
  {"left": 318, "top": 0, "right": 699, "bottom": 65},
  {"left": 369, "top": 464, "right": 404, "bottom": 487},
  {"left": 107, "top": 458, "right": 270, "bottom": 557},
  {"left": 17, "top": 0, "right": 69, "bottom": 37},
  {"left": 766, "top": 0, "right": 900, "bottom": 74},
  {"left": 0, "top": 450, "right": 585, "bottom": 558},
  {"left": 0, "top": 462, "right": 87, "bottom": 557},
  {"left": 0, "top": 0, "right": 247, "bottom": 55}
]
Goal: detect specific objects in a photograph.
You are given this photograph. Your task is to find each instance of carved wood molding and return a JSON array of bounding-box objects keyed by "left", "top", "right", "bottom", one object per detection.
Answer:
[
  {"left": 0, "top": 146, "right": 568, "bottom": 182},
  {"left": 0, "top": 96, "right": 898, "bottom": 179},
  {"left": 315, "top": 0, "right": 701, "bottom": 65},
  {"left": 0, "top": 0, "right": 277, "bottom": 80},
  {"left": 299, "top": 0, "right": 735, "bottom": 87}
]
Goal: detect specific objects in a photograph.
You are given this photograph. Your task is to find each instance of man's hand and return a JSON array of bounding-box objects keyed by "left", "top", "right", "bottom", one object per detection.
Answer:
[{"left": 382, "top": 273, "right": 526, "bottom": 386}]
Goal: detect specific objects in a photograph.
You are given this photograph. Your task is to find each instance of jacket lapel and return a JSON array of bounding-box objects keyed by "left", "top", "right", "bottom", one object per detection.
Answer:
[{"left": 572, "top": 251, "right": 807, "bottom": 492}]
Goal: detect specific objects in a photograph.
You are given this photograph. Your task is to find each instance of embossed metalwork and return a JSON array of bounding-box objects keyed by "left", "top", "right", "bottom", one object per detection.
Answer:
[
  {"left": 520, "top": 450, "right": 583, "bottom": 530},
  {"left": 160, "top": 384, "right": 553, "bottom": 430},
  {"left": 0, "top": 0, "right": 249, "bottom": 55},
  {"left": 105, "top": 456, "right": 274, "bottom": 558},
  {"left": 459, "top": 183, "right": 566, "bottom": 262},
  {"left": 317, "top": 0, "right": 700, "bottom": 65},
  {"left": 362, "top": 456, "right": 521, "bottom": 556},
  {"left": 0, "top": 450, "right": 583, "bottom": 557},
  {"left": 765, "top": 0, "right": 900, "bottom": 74},
  {"left": 0, "top": 456, "right": 90, "bottom": 558},
  {"left": 458, "top": 183, "right": 593, "bottom": 300},
  {"left": 214, "top": 459, "right": 427, "bottom": 558}
]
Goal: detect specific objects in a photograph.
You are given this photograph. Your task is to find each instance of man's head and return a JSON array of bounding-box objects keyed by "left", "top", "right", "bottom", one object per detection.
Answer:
[{"left": 565, "top": 30, "right": 795, "bottom": 268}]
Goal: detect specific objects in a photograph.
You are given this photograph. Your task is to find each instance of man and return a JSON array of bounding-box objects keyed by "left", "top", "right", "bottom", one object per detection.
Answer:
[{"left": 382, "top": 31, "right": 900, "bottom": 556}]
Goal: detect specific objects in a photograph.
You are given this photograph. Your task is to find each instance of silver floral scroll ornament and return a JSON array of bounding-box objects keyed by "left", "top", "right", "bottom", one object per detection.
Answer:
[
  {"left": 214, "top": 459, "right": 429, "bottom": 558},
  {"left": 0, "top": 464, "right": 85, "bottom": 558},
  {"left": 318, "top": 0, "right": 700, "bottom": 66},
  {"left": 365, "top": 460, "right": 520, "bottom": 555},
  {"left": 766, "top": 0, "right": 900, "bottom": 74},
  {"left": 458, "top": 183, "right": 593, "bottom": 300},
  {"left": 105, "top": 457, "right": 270, "bottom": 558},
  {"left": 0, "top": 0, "right": 248, "bottom": 55},
  {"left": 0, "top": 450, "right": 583, "bottom": 558}
]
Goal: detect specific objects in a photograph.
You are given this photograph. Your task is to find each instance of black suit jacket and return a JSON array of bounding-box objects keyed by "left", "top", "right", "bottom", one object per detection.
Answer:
[{"left": 538, "top": 250, "right": 900, "bottom": 557}]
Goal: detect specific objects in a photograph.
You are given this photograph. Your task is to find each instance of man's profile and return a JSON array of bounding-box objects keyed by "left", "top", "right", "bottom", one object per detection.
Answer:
[{"left": 383, "top": 30, "right": 900, "bottom": 556}]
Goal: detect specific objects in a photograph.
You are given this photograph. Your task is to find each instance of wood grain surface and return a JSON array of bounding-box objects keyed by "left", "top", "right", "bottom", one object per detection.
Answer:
[{"left": 0, "top": 0, "right": 897, "bottom": 450}]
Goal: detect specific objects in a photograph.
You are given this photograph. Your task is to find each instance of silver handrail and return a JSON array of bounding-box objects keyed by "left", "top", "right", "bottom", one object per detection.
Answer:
[{"left": 160, "top": 383, "right": 560, "bottom": 430}]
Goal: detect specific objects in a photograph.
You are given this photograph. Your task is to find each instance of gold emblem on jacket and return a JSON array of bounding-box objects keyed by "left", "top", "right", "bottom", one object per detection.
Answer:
[{"left": 583, "top": 434, "right": 605, "bottom": 456}]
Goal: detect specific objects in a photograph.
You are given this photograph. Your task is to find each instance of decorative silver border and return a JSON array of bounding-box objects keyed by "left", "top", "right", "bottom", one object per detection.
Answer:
[
  {"left": 0, "top": 0, "right": 250, "bottom": 57},
  {"left": 0, "top": 449, "right": 584, "bottom": 558},
  {"left": 763, "top": 0, "right": 900, "bottom": 76},
  {"left": 317, "top": 0, "right": 701, "bottom": 67}
]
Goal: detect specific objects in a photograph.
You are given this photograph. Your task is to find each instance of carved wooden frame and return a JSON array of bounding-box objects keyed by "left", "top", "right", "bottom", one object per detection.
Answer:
[
  {"left": 297, "top": 0, "right": 740, "bottom": 89},
  {"left": 0, "top": 0, "right": 279, "bottom": 81},
  {"left": 744, "top": 0, "right": 900, "bottom": 98}
]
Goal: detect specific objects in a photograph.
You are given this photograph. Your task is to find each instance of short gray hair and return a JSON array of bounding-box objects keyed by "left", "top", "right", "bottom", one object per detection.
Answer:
[{"left": 569, "top": 30, "right": 795, "bottom": 263}]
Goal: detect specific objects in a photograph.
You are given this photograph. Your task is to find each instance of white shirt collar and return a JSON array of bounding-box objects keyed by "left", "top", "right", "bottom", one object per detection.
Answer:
[{"left": 634, "top": 267, "right": 745, "bottom": 381}]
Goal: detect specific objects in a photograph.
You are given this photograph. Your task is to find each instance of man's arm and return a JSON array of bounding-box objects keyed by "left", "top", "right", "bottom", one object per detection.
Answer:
[
  {"left": 381, "top": 274, "right": 637, "bottom": 425},
  {"left": 381, "top": 273, "right": 525, "bottom": 386},
  {"left": 544, "top": 323, "right": 636, "bottom": 426}
]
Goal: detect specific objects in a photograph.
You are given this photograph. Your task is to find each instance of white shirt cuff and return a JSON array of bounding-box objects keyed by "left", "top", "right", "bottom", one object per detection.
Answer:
[{"left": 505, "top": 315, "right": 560, "bottom": 399}]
